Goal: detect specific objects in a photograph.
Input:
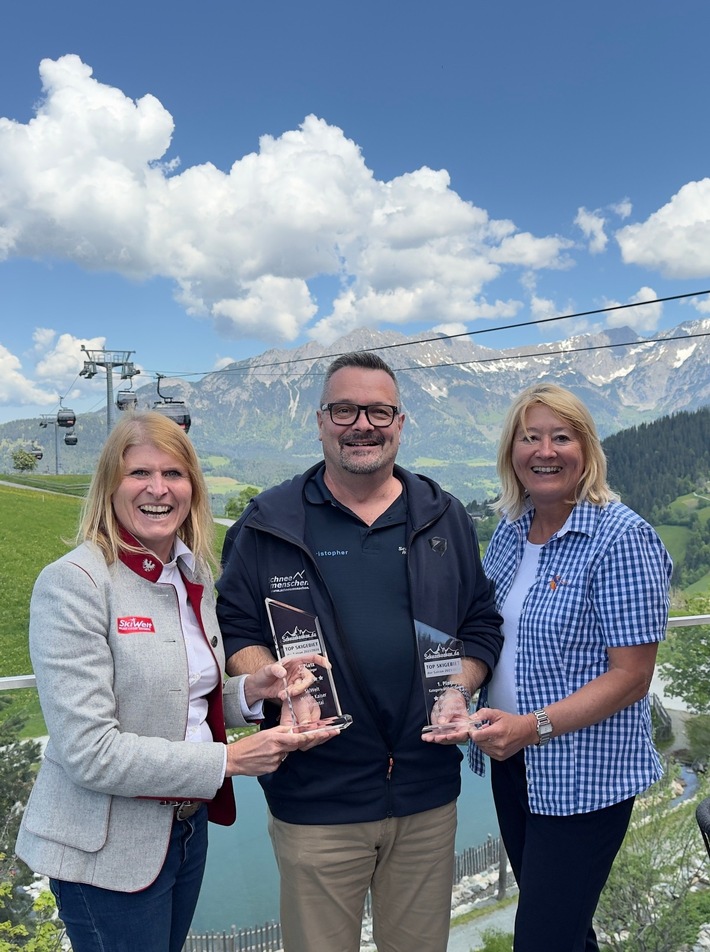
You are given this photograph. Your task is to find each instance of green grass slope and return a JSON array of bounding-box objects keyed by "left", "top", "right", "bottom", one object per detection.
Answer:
[{"left": 0, "top": 482, "right": 229, "bottom": 735}]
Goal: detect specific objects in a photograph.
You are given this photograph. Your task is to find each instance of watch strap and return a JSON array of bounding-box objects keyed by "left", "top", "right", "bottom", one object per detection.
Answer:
[
  {"left": 533, "top": 708, "right": 553, "bottom": 746},
  {"left": 441, "top": 682, "right": 472, "bottom": 708}
]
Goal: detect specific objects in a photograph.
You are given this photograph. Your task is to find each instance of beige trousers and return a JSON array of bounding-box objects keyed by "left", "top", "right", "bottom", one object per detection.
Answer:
[{"left": 268, "top": 801, "right": 457, "bottom": 952}]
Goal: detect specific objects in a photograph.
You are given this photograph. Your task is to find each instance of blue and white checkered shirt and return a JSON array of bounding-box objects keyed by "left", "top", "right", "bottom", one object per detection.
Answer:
[{"left": 470, "top": 499, "right": 672, "bottom": 815}]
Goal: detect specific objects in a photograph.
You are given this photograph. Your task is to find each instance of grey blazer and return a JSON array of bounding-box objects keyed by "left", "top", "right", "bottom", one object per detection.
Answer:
[{"left": 16, "top": 541, "right": 247, "bottom": 892}]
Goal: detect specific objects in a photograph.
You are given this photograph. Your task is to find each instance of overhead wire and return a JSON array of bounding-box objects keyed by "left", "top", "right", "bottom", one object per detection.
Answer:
[
  {"left": 43, "top": 288, "right": 710, "bottom": 419},
  {"left": 138, "top": 288, "right": 710, "bottom": 381}
]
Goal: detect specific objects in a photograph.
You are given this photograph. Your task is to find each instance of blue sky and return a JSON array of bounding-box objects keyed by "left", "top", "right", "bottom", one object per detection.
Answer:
[{"left": 2, "top": 0, "right": 710, "bottom": 423}]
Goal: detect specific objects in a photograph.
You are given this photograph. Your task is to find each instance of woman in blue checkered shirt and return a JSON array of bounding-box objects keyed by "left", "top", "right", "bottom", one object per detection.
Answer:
[{"left": 469, "top": 382, "right": 672, "bottom": 952}]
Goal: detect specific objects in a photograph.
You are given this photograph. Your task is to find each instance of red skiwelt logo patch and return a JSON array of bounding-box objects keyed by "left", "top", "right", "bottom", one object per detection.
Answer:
[{"left": 117, "top": 616, "right": 156, "bottom": 634}]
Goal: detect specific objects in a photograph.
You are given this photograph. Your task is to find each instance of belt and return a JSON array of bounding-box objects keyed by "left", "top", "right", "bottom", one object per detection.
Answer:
[{"left": 159, "top": 800, "right": 202, "bottom": 821}]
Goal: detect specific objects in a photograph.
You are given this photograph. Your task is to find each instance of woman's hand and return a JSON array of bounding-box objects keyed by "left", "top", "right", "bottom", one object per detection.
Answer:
[
  {"left": 468, "top": 708, "right": 538, "bottom": 761},
  {"left": 243, "top": 654, "right": 331, "bottom": 708},
  {"left": 225, "top": 722, "right": 339, "bottom": 777}
]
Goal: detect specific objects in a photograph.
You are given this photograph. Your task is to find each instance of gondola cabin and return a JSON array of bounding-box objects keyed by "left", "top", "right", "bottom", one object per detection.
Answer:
[
  {"left": 153, "top": 402, "right": 191, "bottom": 433},
  {"left": 116, "top": 390, "right": 138, "bottom": 411},
  {"left": 57, "top": 408, "right": 76, "bottom": 428}
]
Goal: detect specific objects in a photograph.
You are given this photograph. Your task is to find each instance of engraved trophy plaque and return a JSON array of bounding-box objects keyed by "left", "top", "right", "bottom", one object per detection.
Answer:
[
  {"left": 416, "top": 619, "right": 472, "bottom": 735},
  {"left": 265, "top": 598, "right": 352, "bottom": 733}
]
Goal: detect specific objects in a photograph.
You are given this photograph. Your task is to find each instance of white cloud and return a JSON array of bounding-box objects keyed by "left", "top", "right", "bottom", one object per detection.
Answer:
[
  {"left": 0, "top": 55, "right": 578, "bottom": 346},
  {"left": 616, "top": 179, "right": 710, "bottom": 278},
  {"left": 530, "top": 295, "right": 561, "bottom": 322},
  {"left": 211, "top": 276, "right": 317, "bottom": 339},
  {"left": 610, "top": 198, "right": 632, "bottom": 219},
  {"left": 0, "top": 343, "right": 60, "bottom": 406},
  {"left": 431, "top": 322, "right": 468, "bottom": 337},
  {"left": 691, "top": 294, "right": 710, "bottom": 314},
  {"left": 603, "top": 286, "right": 663, "bottom": 333},
  {"left": 468, "top": 299, "right": 521, "bottom": 320},
  {"left": 33, "top": 332, "right": 107, "bottom": 381},
  {"left": 213, "top": 355, "right": 237, "bottom": 371},
  {"left": 574, "top": 207, "right": 608, "bottom": 254},
  {"left": 524, "top": 290, "right": 593, "bottom": 339},
  {"left": 575, "top": 199, "right": 633, "bottom": 254},
  {"left": 32, "top": 327, "right": 57, "bottom": 353},
  {"left": 0, "top": 329, "right": 150, "bottom": 412},
  {"left": 489, "top": 232, "right": 573, "bottom": 269}
]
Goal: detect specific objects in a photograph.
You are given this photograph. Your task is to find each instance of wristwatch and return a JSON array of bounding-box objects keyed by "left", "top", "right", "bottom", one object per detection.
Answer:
[
  {"left": 533, "top": 709, "right": 553, "bottom": 746},
  {"left": 442, "top": 682, "right": 472, "bottom": 708}
]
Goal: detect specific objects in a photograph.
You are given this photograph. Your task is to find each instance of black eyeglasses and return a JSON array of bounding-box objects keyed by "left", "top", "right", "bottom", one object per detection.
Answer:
[{"left": 320, "top": 403, "right": 400, "bottom": 427}]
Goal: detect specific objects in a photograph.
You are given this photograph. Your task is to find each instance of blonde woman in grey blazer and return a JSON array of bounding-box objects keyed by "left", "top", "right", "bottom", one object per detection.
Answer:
[{"left": 16, "top": 412, "right": 336, "bottom": 952}]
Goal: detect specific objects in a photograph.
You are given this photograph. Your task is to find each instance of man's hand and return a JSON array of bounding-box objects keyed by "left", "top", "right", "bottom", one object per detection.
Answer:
[
  {"left": 421, "top": 687, "right": 472, "bottom": 745},
  {"left": 279, "top": 685, "right": 323, "bottom": 729}
]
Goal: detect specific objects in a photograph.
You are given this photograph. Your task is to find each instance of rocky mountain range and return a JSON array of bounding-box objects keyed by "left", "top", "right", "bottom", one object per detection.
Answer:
[{"left": 2, "top": 318, "right": 709, "bottom": 503}]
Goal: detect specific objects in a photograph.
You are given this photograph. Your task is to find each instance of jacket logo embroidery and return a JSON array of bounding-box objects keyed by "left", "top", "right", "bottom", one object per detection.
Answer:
[
  {"left": 269, "top": 570, "right": 309, "bottom": 594},
  {"left": 117, "top": 616, "right": 156, "bottom": 634},
  {"left": 429, "top": 537, "right": 448, "bottom": 556}
]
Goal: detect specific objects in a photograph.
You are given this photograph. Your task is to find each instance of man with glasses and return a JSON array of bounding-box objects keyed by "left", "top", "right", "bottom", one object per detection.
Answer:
[{"left": 217, "top": 351, "right": 502, "bottom": 952}]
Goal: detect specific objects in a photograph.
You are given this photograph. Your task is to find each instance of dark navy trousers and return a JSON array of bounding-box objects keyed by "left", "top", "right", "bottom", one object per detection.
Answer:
[{"left": 490, "top": 750, "right": 634, "bottom": 952}]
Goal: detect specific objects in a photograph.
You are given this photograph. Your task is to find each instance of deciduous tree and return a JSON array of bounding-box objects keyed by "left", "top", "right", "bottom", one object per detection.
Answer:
[
  {"left": 657, "top": 596, "right": 710, "bottom": 714},
  {"left": 224, "top": 486, "right": 259, "bottom": 521},
  {"left": 10, "top": 451, "right": 38, "bottom": 474}
]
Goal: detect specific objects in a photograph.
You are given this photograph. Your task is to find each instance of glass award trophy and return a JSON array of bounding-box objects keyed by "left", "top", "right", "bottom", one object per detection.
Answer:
[
  {"left": 265, "top": 598, "right": 352, "bottom": 733},
  {"left": 416, "top": 619, "right": 474, "bottom": 735}
]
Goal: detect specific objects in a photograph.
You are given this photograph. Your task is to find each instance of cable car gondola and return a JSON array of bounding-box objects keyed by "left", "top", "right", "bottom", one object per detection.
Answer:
[
  {"left": 57, "top": 408, "right": 76, "bottom": 428},
  {"left": 116, "top": 390, "right": 138, "bottom": 411},
  {"left": 153, "top": 375, "right": 191, "bottom": 432},
  {"left": 153, "top": 401, "right": 191, "bottom": 432},
  {"left": 64, "top": 427, "right": 78, "bottom": 447},
  {"left": 26, "top": 443, "right": 43, "bottom": 461}
]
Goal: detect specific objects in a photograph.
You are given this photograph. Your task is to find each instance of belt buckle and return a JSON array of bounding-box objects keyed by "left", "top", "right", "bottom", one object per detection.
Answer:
[{"left": 175, "top": 801, "right": 200, "bottom": 821}]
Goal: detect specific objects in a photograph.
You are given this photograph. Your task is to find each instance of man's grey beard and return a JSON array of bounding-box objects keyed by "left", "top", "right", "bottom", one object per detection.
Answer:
[
  {"left": 337, "top": 439, "right": 389, "bottom": 474},
  {"left": 338, "top": 454, "right": 385, "bottom": 475}
]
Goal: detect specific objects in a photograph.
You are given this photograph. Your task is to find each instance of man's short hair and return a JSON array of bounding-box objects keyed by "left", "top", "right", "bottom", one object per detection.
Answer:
[{"left": 320, "top": 352, "right": 400, "bottom": 404}]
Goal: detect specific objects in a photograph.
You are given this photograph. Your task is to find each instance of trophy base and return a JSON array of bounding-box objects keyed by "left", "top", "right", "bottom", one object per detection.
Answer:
[
  {"left": 421, "top": 715, "right": 485, "bottom": 735},
  {"left": 291, "top": 714, "right": 353, "bottom": 735}
]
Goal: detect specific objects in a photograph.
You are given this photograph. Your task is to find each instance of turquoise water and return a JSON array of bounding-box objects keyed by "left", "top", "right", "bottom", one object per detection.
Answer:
[{"left": 192, "top": 765, "right": 498, "bottom": 933}]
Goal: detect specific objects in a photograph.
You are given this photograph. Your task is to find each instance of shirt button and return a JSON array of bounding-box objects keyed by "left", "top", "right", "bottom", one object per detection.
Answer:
[{"left": 211, "top": 636, "right": 218, "bottom": 647}]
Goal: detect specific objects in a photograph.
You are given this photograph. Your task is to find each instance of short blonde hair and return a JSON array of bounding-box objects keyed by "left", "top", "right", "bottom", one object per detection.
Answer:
[
  {"left": 78, "top": 412, "right": 216, "bottom": 571},
  {"left": 494, "top": 383, "right": 618, "bottom": 519}
]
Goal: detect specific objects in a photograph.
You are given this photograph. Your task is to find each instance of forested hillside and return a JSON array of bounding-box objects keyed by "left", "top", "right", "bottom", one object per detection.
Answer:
[
  {"left": 604, "top": 407, "right": 710, "bottom": 591},
  {"left": 603, "top": 407, "right": 710, "bottom": 523}
]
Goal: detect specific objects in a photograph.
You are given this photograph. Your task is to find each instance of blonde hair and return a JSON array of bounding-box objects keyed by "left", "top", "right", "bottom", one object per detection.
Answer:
[
  {"left": 78, "top": 411, "right": 217, "bottom": 571},
  {"left": 494, "top": 382, "right": 618, "bottom": 519}
]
